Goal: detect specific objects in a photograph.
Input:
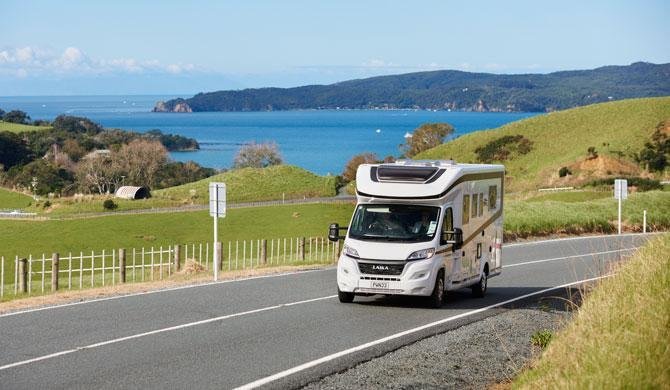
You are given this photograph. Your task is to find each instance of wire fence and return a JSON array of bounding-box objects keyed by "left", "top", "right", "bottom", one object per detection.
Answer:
[{"left": 1, "top": 236, "right": 339, "bottom": 300}]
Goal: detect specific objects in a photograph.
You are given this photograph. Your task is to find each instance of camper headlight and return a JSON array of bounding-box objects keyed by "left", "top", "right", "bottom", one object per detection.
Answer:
[
  {"left": 343, "top": 244, "right": 360, "bottom": 259},
  {"left": 407, "top": 248, "right": 435, "bottom": 261}
]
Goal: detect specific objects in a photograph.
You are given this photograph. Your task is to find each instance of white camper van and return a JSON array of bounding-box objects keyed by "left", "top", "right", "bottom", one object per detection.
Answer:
[{"left": 328, "top": 160, "right": 504, "bottom": 307}]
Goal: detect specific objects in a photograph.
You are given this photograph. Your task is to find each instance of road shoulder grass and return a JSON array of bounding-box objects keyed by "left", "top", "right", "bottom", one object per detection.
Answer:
[{"left": 513, "top": 234, "right": 670, "bottom": 389}]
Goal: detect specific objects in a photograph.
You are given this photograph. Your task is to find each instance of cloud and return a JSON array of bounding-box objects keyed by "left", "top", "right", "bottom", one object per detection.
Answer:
[{"left": 0, "top": 46, "right": 198, "bottom": 78}]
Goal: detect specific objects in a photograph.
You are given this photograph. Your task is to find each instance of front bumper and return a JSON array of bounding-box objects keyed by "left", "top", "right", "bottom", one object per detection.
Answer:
[{"left": 336, "top": 255, "right": 440, "bottom": 296}]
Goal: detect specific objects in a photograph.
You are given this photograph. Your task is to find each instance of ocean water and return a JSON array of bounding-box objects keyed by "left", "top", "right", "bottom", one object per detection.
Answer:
[{"left": 0, "top": 95, "right": 537, "bottom": 175}]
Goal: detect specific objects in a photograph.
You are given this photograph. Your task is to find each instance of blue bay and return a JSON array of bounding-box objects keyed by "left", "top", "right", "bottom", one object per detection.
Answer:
[{"left": 0, "top": 95, "right": 537, "bottom": 175}]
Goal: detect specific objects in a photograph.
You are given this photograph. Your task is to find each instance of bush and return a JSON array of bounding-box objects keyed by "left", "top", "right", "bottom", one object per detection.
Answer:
[
  {"left": 43, "top": 200, "right": 51, "bottom": 209},
  {"left": 585, "top": 177, "right": 662, "bottom": 192},
  {"left": 475, "top": 135, "right": 533, "bottom": 163},
  {"left": 2, "top": 110, "right": 30, "bottom": 124},
  {"left": 103, "top": 199, "right": 118, "bottom": 210},
  {"left": 530, "top": 329, "right": 553, "bottom": 349},
  {"left": 558, "top": 167, "right": 572, "bottom": 177},
  {"left": 587, "top": 146, "right": 598, "bottom": 159}
]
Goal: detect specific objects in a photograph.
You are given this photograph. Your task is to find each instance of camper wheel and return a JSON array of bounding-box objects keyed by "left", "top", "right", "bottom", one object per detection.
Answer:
[
  {"left": 472, "top": 265, "right": 488, "bottom": 298},
  {"left": 429, "top": 270, "right": 445, "bottom": 308},
  {"left": 338, "top": 288, "right": 355, "bottom": 303}
]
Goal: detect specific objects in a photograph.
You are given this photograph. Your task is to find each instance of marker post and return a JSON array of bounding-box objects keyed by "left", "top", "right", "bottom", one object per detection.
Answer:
[
  {"left": 209, "top": 183, "right": 227, "bottom": 281},
  {"left": 614, "top": 179, "right": 627, "bottom": 235}
]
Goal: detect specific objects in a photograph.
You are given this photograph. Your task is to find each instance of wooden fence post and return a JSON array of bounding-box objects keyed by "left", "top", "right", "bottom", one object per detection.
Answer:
[
  {"left": 51, "top": 253, "right": 59, "bottom": 292},
  {"left": 119, "top": 249, "right": 126, "bottom": 283},
  {"left": 299, "top": 237, "right": 305, "bottom": 261},
  {"left": 216, "top": 241, "right": 223, "bottom": 271},
  {"left": 260, "top": 239, "right": 267, "bottom": 265},
  {"left": 18, "top": 258, "right": 27, "bottom": 293},
  {"left": 173, "top": 245, "right": 181, "bottom": 272},
  {"left": 333, "top": 241, "right": 341, "bottom": 263}
]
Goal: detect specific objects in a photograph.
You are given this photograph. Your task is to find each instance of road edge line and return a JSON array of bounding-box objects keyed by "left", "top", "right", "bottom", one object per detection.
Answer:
[{"left": 234, "top": 274, "right": 611, "bottom": 390}]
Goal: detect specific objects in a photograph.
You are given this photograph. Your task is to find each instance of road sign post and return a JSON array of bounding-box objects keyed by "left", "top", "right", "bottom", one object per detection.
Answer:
[
  {"left": 209, "top": 182, "right": 226, "bottom": 281},
  {"left": 614, "top": 179, "right": 628, "bottom": 235}
]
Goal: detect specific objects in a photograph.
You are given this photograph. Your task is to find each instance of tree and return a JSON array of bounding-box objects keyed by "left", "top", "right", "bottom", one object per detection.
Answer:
[
  {"left": 0, "top": 108, "right": 5, "bottom": 117},
  {"left": 233, "top": 142, "right": 282, "bottom": 168},
  {"left": 11, "top": 160, "right": 74, "bottom": 195},
  {"left": 401, "top": 123, "right": 454, "bottom": 157},
  {"left": 52, "top": 115, "right": 103, "bottom": 134},
  {"left": 114, "top": 139, "right": 168, "bottom": 187},
  {"left": 76, "top": 154, "right": 121, "bottom": 195},
  {"left": 0, "top": 132, "right": 33, "bottom": 169},
  {"left": 2, "top": 110, "right": 30, "bottom": 124},
  {"left": 342, "top": 153, "right": 378, "bottom": 182}
]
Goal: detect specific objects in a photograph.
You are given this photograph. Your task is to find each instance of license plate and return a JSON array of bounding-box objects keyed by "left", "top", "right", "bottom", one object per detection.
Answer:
[{"left": 371, "top": 281, "right": 389, "bottom": 289}]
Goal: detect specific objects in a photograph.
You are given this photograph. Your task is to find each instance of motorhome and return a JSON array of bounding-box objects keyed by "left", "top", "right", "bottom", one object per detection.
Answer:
[{"left": 328, "top": 160, "right": 504, "bottom": 307}]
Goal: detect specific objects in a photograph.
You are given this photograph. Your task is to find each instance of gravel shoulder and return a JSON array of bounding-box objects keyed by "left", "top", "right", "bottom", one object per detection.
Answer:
[{"left": 303, "top": 297, "right": 574, "bottom": 390}]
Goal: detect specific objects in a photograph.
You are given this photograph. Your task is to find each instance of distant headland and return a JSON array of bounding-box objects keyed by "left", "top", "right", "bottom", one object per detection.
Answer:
[{"left": 153, "top": 62, "right": 670, "bottom": 113}]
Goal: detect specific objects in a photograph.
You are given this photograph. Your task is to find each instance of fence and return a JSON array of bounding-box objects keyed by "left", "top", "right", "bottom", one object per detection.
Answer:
[{"left": 0, "top": 236, "right": 339, "bottom": 299}]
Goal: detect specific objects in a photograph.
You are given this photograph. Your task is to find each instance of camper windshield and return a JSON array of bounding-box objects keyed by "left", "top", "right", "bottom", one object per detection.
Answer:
[{"left": 349, "top": 204, "right": 440, "bottom": 242}]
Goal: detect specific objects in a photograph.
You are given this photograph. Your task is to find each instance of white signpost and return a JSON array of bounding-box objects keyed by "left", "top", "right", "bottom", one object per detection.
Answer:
[
  {"left": 614, "top": 179, "right": 628, "bottom": 235},
  {"left": 209, "top": 182, "right": 226, "bottom": 281}
]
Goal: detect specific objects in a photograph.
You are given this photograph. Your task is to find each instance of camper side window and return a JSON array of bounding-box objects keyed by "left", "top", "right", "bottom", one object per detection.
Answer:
[
  {"left": 462, "top": 195, "right": 470, "bottom": 225},
  {"left": 441, "top": 207, "right": 454, "bottom": 245},
  {"left": 488, "top": 186, "right": 497, "bottom": 211},
  {"left": 479, "top": 193, "right": 484, "bottom": 216},
  {"left": 471, "top": 193, "right": 478, "bottom": 219}
]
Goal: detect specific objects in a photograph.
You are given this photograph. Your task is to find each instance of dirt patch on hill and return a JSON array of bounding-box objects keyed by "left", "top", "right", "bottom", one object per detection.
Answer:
[{"left": 543, "top": 155, "right": 644, "bottom": 188}]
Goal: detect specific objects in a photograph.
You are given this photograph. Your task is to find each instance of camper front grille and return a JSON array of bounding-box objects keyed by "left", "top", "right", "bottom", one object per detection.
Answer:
[{"left": 358, "top": 262, "right": 405, "bottom": 276}]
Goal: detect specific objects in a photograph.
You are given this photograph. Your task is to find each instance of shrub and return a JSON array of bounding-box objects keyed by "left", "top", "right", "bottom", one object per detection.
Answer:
[
  {"left": 103, "top": 199, "right": 118, "bottom": 210},
  {"left": 43, "top": 200, "right": 51, "bottom": 209},
  {"left": 475, "top": 135, "right": 533, "bottom": 163},
  {"left": 558, "top": 167, "right": 572, "bottom": 177},
  {"left": 585, "top": 177, "right": 662, "bottom": 192},
  {"left": 530, "top": 329, "right": 553, "bottom": 349},
  {"left": 587, "top": 146, "right": 598, "bottom": 159}
]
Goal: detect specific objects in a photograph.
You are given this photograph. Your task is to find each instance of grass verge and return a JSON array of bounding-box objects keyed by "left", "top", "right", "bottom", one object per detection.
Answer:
[{"left": 513, "top": 234, "right": 670, "bottom": 389}]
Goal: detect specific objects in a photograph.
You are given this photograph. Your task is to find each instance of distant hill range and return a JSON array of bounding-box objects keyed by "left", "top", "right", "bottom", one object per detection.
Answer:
[{"left": 154, "top": 62, "right": 670, "bottom": 113}]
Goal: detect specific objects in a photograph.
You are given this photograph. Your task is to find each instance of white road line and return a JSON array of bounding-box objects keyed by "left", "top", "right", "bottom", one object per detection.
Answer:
[
  {"left": 0, "top": 245, "right": 635, "bottom": 373},
  {"left": 0, "top": 267, "right": 334, "bottom": 318},
  {"left": 503, "top": 247, "right": 638, "bottom": 268},
  {"left": 234, "top": 274, "right": 612, "bottom": 390},
  {"left": 0, "top": 295, "right": 337, "bottom": 372},
  {"left": 1, "top": 235, "right": 650, "bottom": 318},
  {"left": 504, "top": 232, "right": 659, "bottom": 247}
]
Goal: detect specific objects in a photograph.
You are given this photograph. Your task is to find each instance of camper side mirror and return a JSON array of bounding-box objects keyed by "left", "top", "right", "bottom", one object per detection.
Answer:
[
  {"left": 443, "top": 228, "right": 463, "bottom": 249},
  {"left": 328, "top": 223, "right": 347, "bottom": 242}
]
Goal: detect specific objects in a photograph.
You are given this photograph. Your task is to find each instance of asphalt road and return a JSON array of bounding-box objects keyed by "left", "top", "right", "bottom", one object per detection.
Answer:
[{"left": 0, "top": 234, "right": 653, "bottom": 389}]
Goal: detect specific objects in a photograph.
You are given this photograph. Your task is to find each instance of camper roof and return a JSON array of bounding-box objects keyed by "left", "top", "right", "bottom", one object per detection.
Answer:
[{"left": 356, "top": 160, "right": 504, "bottom": 199}]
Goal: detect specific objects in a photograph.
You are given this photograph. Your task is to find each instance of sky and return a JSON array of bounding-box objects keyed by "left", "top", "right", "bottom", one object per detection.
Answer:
[{"left": 1, "top": 0, "right": 669, "bottom": 96}]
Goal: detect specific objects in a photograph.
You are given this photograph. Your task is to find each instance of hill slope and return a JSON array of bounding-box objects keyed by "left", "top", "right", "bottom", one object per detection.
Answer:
[
  {"left": 154, "top": 165, "right": 337, "bottom": 203},
  {"left": 154, "top": 62, "right": 670, "bottom": 113},
  {"left": 416, "top": 97, "right": 670, "bottom": 191}
]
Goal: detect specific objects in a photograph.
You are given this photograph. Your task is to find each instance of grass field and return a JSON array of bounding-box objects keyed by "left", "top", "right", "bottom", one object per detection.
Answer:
[
  {"left": 514, "top": 234, "right": 670, "bottom": 389},
  {"left": 155, "top": 164, "right": 338, "bottom": 204},
  {"left": 416, "top": 97, "right": 670, "bottom": 191},
  {"left": 0, "top": 188, "right": 33, "bottom": 209},
  {"left": 505, "top": 190, "right": 670, "bottom": 238},
  {"left": 2, "top": 164, "right": 339, "bottom": 217},
  {"left": 0, "top": 120, "right": 51, "bottom": 133}
]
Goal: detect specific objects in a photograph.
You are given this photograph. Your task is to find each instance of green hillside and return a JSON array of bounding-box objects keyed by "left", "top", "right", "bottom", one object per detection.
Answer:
[
  {"left": 416, "top": 97, "right": 670, "bottom": 191},
  {"left": 0, "top": 188, "right": 33, "bottom": 209},
  {"left": 155, "top": 165, "right": 338, "bottom": 204},
  {"left": 0, "top": 120, "right": 51, "bottom": 133}
]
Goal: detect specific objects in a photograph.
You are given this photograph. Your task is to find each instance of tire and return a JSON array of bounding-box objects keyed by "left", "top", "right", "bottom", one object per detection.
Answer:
[
  {"left": 472, "top": 270, "right": 488, "bottom": 298},
  {"left": 338, "top": 288, "right": 355, "bottom": 303},
  {"left": 429, "top": 271, "right": 445, "bottom": 308}
]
